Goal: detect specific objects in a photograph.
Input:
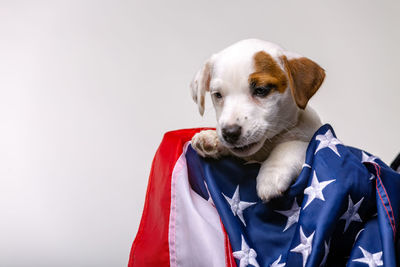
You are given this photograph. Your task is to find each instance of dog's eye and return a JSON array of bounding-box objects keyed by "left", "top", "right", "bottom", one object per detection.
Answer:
[
  {"left": 253, "top": 85, "right": 275, "bottom": 98},
  {"left": 213, "top": 92, "right": 223, "bottom": 99}
]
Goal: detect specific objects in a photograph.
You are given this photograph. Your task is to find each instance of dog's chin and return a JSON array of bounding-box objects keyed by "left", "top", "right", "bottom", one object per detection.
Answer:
[{"left": 227, "top": 140, "right": 265, "bottom": 158}]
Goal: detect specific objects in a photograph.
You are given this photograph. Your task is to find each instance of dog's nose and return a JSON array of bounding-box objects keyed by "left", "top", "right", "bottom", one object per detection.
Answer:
[{"left": 222, "top": 124, "right": 242, "bottom": 144}]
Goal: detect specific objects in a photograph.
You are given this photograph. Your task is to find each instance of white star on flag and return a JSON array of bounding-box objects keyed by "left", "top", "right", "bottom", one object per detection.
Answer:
[
  {"left": 361, "top": 151, "right": 378, "bottom": 164},
  {"left": 315, "top": 129, "right": 342, "bottom": 157},
  {"left": 223, "top": 185, "right": 256, "bottom": 226},
  {"left": 270, "top": 254, "right": 286, "bottom": 267},
  {"left": 353, "top": 246, "right": 383, "bottom": 267},
  {"left": 303, "top": 171, "right": 335, "bottom": 209},
  {"left": 290, "top": 226, "right": 315, "bottom": 267},
  {"left": 232, "top": 235, "right": 260, "bottom": 267},
  {"left": 203, "top": 180, "right": 215, "bottom": 206},
  {"left": 275, "top": 198, "right": 301, "bottom": 232},
  {"left": 353, "top": 228, "right": 365, "bottom": 248},
  {"left": 320, "top": 239, "right": 331, "bottom": 266},
  {"left": 340, "top": 195, "right": 364, "bottom": 232},
  {"left": 302, "top": 163, "right": 311, "bottom": 169}
]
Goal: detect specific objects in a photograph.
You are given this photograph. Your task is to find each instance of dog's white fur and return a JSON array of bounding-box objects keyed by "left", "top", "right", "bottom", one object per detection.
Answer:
[{"left": 190, "top": 39, "right": 324, "bottom": 202}]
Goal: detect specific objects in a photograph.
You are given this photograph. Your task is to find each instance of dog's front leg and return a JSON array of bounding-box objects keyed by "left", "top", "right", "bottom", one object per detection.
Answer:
[
  {"left": 192, "top": 129, "right": 230, "bottom": 159},
  {"left": 256, "top": 140, "right": 308, "bottom": 202}
]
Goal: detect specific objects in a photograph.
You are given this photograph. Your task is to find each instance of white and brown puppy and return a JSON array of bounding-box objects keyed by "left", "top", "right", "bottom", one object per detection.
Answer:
[{"left": 190, "top": 39, "right": 325, "bottom": 202}]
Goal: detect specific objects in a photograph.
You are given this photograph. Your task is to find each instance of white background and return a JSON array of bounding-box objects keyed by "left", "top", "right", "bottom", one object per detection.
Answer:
[{"left": 1, "top": 0, "right": 399, "bottom": 266}]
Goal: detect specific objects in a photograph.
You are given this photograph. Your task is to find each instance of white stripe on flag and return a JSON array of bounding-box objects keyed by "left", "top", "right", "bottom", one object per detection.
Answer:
[{"left": 169, "top": 143, "right": 226, "bottom": 267}]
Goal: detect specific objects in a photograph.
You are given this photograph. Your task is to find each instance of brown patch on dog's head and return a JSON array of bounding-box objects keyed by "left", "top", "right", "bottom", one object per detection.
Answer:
[
  {"left": 282, "top": 56, "right": 325, "bottom": 109},
  {"left": 249, "top": 51, "right": 288, "bottom": 94}
]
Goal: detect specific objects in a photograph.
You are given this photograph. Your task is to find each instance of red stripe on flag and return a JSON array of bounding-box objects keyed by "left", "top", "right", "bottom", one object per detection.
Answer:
[
  {"left": 221, "top": 219, "right": 237, "bottom": 267},
  {"left": 128, "top": 128, "right": 213, "bottom": 267}
]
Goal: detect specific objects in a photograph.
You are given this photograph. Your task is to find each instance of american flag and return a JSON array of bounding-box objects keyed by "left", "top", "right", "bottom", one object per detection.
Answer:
[{"left": 128, "top": 125, "right": 400, "bottom": 267}]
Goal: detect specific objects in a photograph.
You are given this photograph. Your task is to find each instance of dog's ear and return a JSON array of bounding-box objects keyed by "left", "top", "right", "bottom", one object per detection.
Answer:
[
  {"left": 282, "top": 55, "right": 325, "bottom": 109},
  {"left": 190, "top": 59, "right": 213, "bottom": 116}
]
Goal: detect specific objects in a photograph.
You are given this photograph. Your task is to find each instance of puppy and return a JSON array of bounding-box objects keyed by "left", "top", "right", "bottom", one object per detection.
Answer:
[{"left": 190, "top": 39, "right": 325, "bottom": 202}]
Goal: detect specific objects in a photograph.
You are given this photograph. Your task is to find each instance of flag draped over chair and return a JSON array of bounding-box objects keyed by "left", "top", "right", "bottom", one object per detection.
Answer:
[{"left": 128, "top": 125, "right": 400, "bottom": 267}]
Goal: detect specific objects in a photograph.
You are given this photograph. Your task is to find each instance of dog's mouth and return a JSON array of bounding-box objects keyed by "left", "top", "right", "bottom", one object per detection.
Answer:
[{"left": 231, "top": 141, "right": 259, "bottom": 153}]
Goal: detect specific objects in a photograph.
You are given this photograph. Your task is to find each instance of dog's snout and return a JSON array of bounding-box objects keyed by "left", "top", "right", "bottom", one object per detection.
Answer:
[{"left": 222, "top": 124, "right": 242, "bottom": 144}]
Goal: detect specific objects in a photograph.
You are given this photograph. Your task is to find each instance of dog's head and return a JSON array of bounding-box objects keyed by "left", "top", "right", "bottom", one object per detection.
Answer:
[{"left": 190, "top": 39, "right": 325, "bottom": 157}]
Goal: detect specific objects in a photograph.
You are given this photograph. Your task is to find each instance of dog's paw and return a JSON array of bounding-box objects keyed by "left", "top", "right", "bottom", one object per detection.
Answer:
[
  {"left": 191, "top": 130, "right": 228, "bottom": 159},
  {"left": 256, "top": 168, "right": 296, "bottom": 202}
]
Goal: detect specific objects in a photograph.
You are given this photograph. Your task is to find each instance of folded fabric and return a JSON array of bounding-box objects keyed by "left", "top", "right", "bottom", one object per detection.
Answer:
[{"left": 128, "top": 124, "right": 400, "bottom": 267}]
